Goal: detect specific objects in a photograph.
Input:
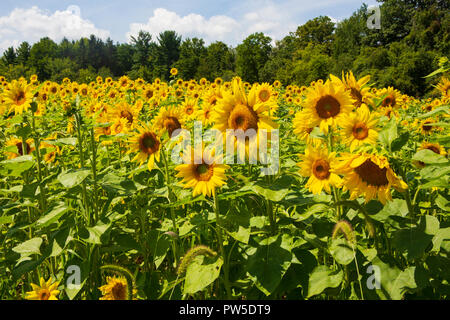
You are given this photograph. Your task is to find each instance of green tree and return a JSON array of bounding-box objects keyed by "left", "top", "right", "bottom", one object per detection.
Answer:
[
  {"left": 175, "top": 38, "right": 207, "bottom": 80},
  {"left": 236, "top": 33, "right": 272, "bottom": 83}
]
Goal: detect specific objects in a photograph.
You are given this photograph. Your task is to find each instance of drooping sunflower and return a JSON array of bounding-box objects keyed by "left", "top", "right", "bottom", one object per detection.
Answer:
[
  {"left": 337, "top": 153, "right": 408, "bottom": 204},
  {"left": 127, "top": 123, "right": 161, "bottom": 171},
  {"left": 436, "top": 77, "right": 450, "bottom": 98},
  {"left": 153, "top": 106, "right": 185, "bottom": 138},
  {"left": 2, "top": 79, "right": 34, "bottom": 115},
  {"left": 330, "top": 71, "right": 373, "bottom": 109},
  {"left": 340, "top": 104, "right": 379, "bottom": 152},
  {"left": 292, "top": 110, "right": 321, "bottom": 145},
  {"left": 175, "top": 145, "right": 229, "bottom": 198},
  {"left": 297, "top": 146, "right": 342, "bottom": 195},
  {"left": 99, "top": 276, "right": 129, "bottom": 300},
  {"left": 25, "top": 277, "right": 60, "bottom": 300},
  {"left": 302, "top": 80, "right": 354, "bottom": 134}
]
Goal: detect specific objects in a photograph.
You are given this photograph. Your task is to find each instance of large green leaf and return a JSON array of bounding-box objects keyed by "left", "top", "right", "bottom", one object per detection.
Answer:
[
  {"left": 12, "top": 237, "right": 43, "bottom": 255},
  {"left": 35, "top": 203, "right": 69, "bottom": 228},
  {"left": 58, "top": 169, "right": 91, "bottom": 188},
  {"left": 307, "top": 265, "right": 343, "bottom": 298},
  {"left": 246, "top": 235, "right": 292, "bottom": 296},
  {"left": 183, "top": 255, "right": 223, "bottom": 295},
  {"left": 0, "top": 155, "right": 35, "bottom": 176},
  {"left": 412, "top": 149, "right": 448, "bottom": 165},
  {"left": 329, "top": 238, "right": 355, "bottom": 265}
]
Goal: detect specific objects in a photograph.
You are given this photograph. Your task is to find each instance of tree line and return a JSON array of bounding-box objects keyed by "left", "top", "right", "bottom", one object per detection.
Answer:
[{"left": 1, "top": 0, "right": 449, "bottom": 97}]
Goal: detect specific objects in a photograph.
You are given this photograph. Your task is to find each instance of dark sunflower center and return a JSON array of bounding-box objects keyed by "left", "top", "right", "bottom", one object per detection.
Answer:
[
  {"left": 259, "top": 89, "right": 270, "bottom": 102},
  {"left": 350, "top": 87, "right": 363, "bottom": 108},
  {"left": 205, "top": 110, "right": 210, "bottom": 118},
  {"left": 426, "top": 145, "right": 440, "bottom": 154},
  {"left": 312, "top": 159, "right": 331, "bottom": 180},
  {"left": 194, "top": 163, "right": 214, "bottom": 181},
  {"left": 15, "top": 142, "right": 30, "bottom": 156},
  {"left": 39, "top": 289, "right": 51, "bottom": 300},
  {"left": 146, "top": 90, "right": 154, "bottom": 99},
  {"left": 352, "top": 122, "right": 369, "bottom": 140},
  {"left": 164, "top": 117, "right": 182, "bottom": 137},
  {"left": 185, "top": 106, "right": 194, "bottom": 115},
  {"left": 229, "top": 104, "right": 259, "bottom": 131},
  {"left": 120, "top": 111, "right": 133, "bottom": 124},
  {"left": 112, "top": 283, "right": 127, "bottom": 300},
  {"left": 139, "top": 132, "right": 159, "bottom": 155},
  {"left": 422, "top": 122, "right": 433, "bottom": 132},
  {"left": 81, "top": 89, "right": 88, "bottom": 95},
  {"left": 354, "top": 159, "right": 389, "bottom": 187},
  {"left": 315, "top": 95, "right": 341, "bottom": 119},
  {"left": 382, "top": 95, "right": 396, "bottom": 108},
  {"left": 14, "top": 91, "right": 26, "bottom": 105}
]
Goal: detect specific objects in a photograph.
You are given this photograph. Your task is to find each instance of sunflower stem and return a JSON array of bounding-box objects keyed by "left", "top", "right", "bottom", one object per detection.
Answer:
[
  {"left": 31, "top": 110, "right": 47, "bottom": 211},
  {"left": 213, "top": 193, "right": 232, "bottom": 300},
  {"left": 161, "top": 146, "right": 179, "bottom": 268}
]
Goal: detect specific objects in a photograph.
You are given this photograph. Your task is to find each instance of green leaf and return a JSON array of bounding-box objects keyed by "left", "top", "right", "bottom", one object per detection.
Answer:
[
  {"left": 58, "top": 169, "right": 91, "bottom": 188},
  {"left": 379, "top": 117, "right": 398, "bottom": 150},
  {"left": 250, "top": 175, "right": 295, "bottom": 202},
  {"left": 100, "top": 172, "right": 138, "bottom": 195},
  {"left": 183, "top": 255, "right": 223, "bottom": 295},
  {"left": 0, "top": 215, "right": 14, "bottom": 225},
  {"left": 432, "top": 228, "right": 450, "bottom": 252},
  {"left": 35, "top": 203, "right": 69, "bottom": 228},
  {"left": 329, "top": 238, "right": 355, "bottom": 265},
  {"left": 79, "top": 222, "right": 111, "bottom": 244},
  {"left": 148, "top": 231, "right": 171, "bottom": 269},
  {"left": 392, "top": 225, "right": 434, "bottom": 261},
  {"left": 223, "top": 203, "right": 251, "bottom": 244},
  {"left": 45, "top": 137, "right": 78, "bottom": 146},
  {"left": 246, "top": 235, "right": 292, "bottom": 296},
  {"left": 0, "top": 156, "right": 35, "bottom": 176},
  {"left": 412, "top": 149, "right": 448, "bottom": 165},
  {"left": 420, "top": 165, "right": 450, "bottom": 180},
  {"left": 12, "top": 237, "right": 43, "bottom": 255},
  {"left": 307, "top": 266, "right": 343, "bottom": 298}
]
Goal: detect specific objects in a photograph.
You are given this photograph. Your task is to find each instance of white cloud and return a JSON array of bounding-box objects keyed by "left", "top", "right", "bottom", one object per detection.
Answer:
[
  {"left": 127, "top": 6, "right": 302, "bottom": 46},
  {"left": 0, "top": 6, "right": 110, "bottom": 53},
  {"left": 127, "top": 8, "right": 240, "bottom": 44}
]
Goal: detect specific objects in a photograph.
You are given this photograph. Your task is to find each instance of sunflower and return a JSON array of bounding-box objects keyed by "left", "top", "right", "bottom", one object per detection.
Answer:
[
  {"left": 40, "top": 139, "right": 61, "bottom": 164},
  {"left": 5, "top": 137, "right": 34, "bottom": 159},
  {"left": 99, "top": 276, "right": 129, "bottom": 300},
  {"left": 330, "top": 71, "right": 373, "bottom": 109},
  {"left": 337, "top": 153, "right": 408, "bottom": 204},
  {"left": 170, "top": 68, "right": 178, "bottom": 76},
  {"left": 302, "top": 80, "right": 354, "bottom": 134},
  {"left": 297, "top": 146, "right": 342, "bottom": 195},
  {"left": 378, "top": 87, "right": 401, "bottom": 109},
  {"left": 153, "top": 106, "right": 185, "bottom": 138},
  {"left": 25, "top": 277, "right": 60, "bottom": 300},
  {"left": 127, "top": 123, "right": 161, "bottom": 171},
  {"left": 292, "top": 110, "right": 321, "bottom": 145},
  {"left": 416, "top": 118, "right": 442, "bottom": 135},
  {"left": 197, "top": 102, "right": 214, "bottom": 127},
  {"left": 436, "top": 77, "right": 450, "bottom": 98},
  {"left": 108, "top": 101, "right": 140, "bottom": 130},
  {"left": 2, "top": 79, "right": 34, "bottom": 115},
  {"left": 180, "top": 97, "right": 198, "bottom": 121},
  {"left": 340, "top": 104, "right": 379, "bottom": 152},
  {"left": 175, "top": 145, "right": 229, "bottom": 197}
]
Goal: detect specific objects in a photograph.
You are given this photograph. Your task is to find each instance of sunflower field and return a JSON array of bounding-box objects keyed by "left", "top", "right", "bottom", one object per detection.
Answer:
[{"left": 0, "top": 68, "right": 449, "bottom": 301}]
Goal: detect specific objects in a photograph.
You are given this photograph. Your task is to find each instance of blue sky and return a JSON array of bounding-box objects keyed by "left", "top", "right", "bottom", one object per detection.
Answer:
[{"left": 0, "top": 0, "right": 379, "bottom": 52}]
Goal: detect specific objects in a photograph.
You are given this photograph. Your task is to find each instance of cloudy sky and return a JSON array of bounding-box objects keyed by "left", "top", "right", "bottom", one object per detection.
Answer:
[{"left": 0, "top": 0, "right": 378, "bottom": 52}]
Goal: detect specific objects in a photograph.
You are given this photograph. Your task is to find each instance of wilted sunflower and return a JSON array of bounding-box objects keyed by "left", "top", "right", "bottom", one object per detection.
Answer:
[
  {"left": 99, "top": 276, "right": 129, "bottom": 300},
  {"left": 2, "top": 79, "right": 34, "bottom": 115},
  {"left": 340, "top": 104, "right": 379, "bottom": 152},
  {"left": 127, "top": 123, "right": 161, "bottom": 171},
  {"left": 302, "top": 79, "right": 354, "bottom": 134},
  {"left": 25, "top": 277, "right": 60, "bottom": 300},
  {"left": 175, "top": 145, "right": 229, "bottom": 198},
  {"left": 337, "top": 153, "right": 408, "bottom": 204},
  {"left": 298, "top": 146, "right": 342, "bottom": 195},
  {"left": 153, "top": 106, "right": 185, "bottom": 138}
]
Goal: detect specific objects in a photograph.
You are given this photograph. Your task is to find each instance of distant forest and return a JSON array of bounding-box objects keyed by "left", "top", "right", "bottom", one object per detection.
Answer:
[{"left": 1, "top": 0, "right": 449, "bottom": 97}]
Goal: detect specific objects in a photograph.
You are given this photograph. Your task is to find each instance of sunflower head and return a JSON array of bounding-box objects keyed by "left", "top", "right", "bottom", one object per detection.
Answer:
[
  {"left": 25, "top": 277, "right": 60, "bottom": 300},
  {"left": 99, "top": 276, "right": 129, "bottom": 300}
]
